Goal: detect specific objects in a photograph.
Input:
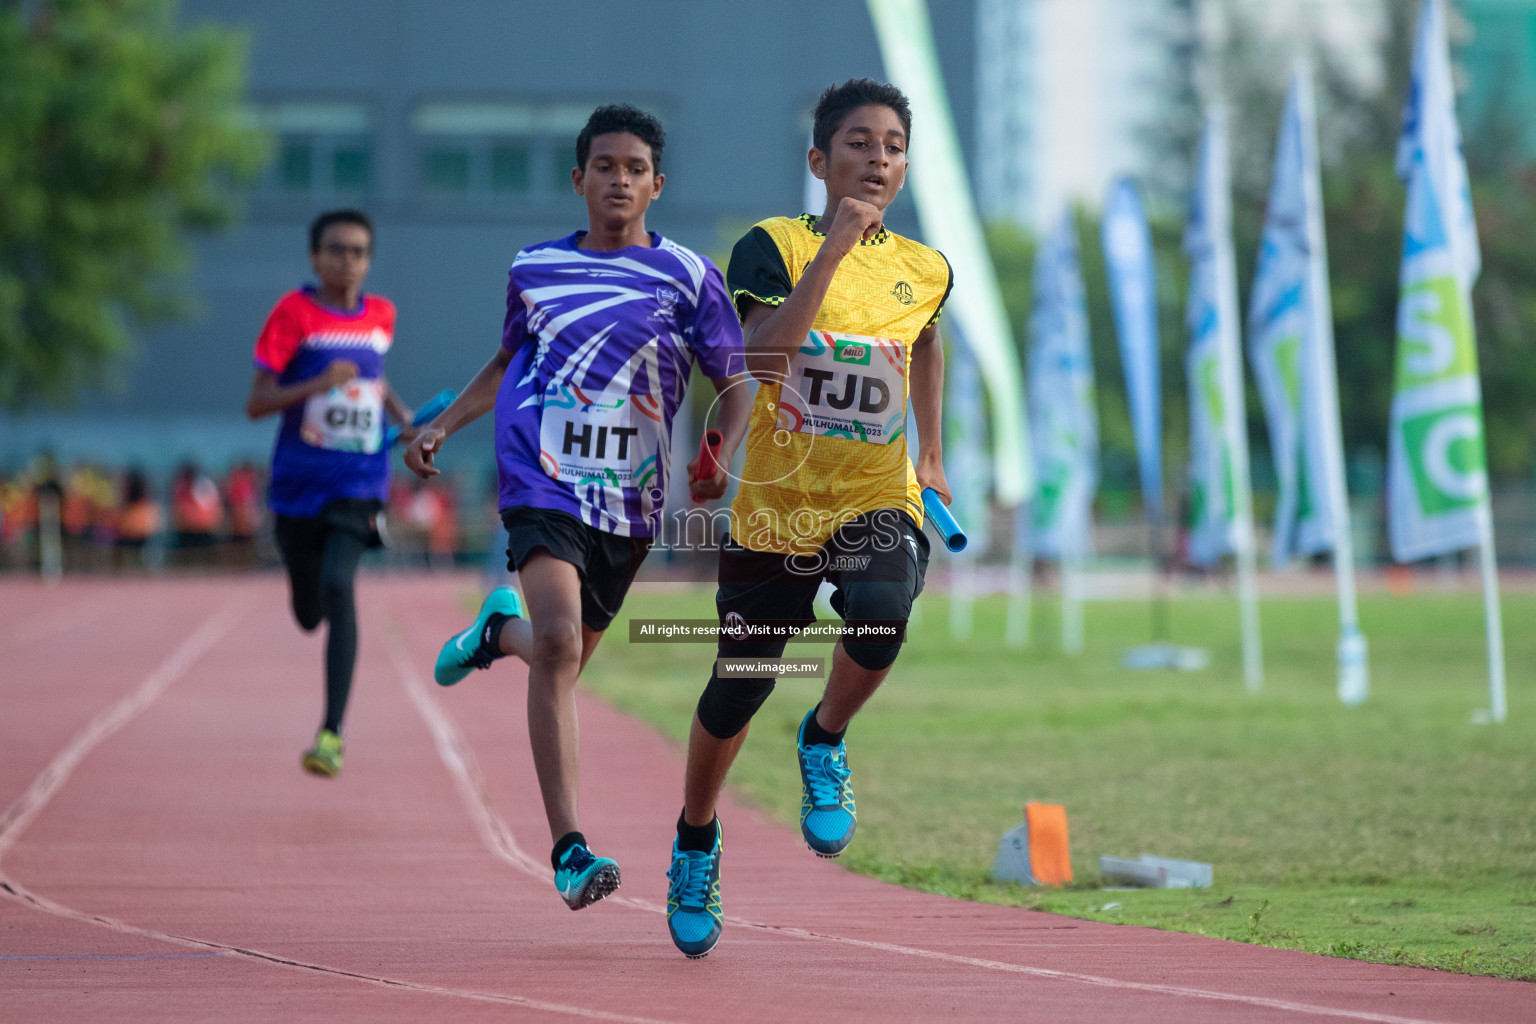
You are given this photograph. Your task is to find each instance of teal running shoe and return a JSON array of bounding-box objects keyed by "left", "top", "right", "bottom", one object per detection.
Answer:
[
  {"left": 796, "top": 708, "right": 855, "bottom": 857},
  {"left": 553, "top": 843, "right": 621, "bottom": 911},
  {"left": 666, "top": 824, "right": 723, "bottom": 958},
  {"left": 434, "top": 586, "right": 523, "bottom": 687}
]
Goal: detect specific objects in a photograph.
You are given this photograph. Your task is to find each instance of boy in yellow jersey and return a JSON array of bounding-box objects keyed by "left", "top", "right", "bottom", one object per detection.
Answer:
[{"left": 664, "top": 79, "right": 953, "bottom": 958}]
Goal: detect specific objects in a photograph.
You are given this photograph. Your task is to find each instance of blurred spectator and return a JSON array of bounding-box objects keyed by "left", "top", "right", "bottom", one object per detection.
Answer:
[
  {"left": 171, "top": 462, "right": 224, "bottom": 566},
  {"left": 406, "top": 480, "right": 454, "bottom": 569},
  {"left": 0, "top": 471, "right": 29, "bottom": 569},
  {"left": 62, "top": 464, "right": 115, "bottom": 572},
  {"left": 424, "top": 480, "right": 458, "bottom": 568},
  {"left": 115, "top": 469, "right": 162, "bottom": 570},
  {"left": 32, "top": 455, "right": 64, "bottom": 577},
  {"left": 224, "top": 461, "right": 263, "bottom": 567}
]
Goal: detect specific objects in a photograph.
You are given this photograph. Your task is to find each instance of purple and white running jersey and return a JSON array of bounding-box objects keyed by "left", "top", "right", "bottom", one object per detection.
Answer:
[{"left": 494, "top": 231, "right": 744, "bottom": 537}]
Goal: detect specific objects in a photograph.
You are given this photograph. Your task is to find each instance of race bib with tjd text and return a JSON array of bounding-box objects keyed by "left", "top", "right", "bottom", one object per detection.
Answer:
[{"left": 776, "top": 331, "right": 907, "bottom": 445}]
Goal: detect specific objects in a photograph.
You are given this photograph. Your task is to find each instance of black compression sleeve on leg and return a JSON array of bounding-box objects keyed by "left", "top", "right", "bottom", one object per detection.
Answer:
[
  {"left": 836, "top": 581, "right": 911, "bottom": 671},
  {"left": 275, "top": 518, "right": 325, "bottom": 632},
  {"left": 318, "top": 528, "right": 368, "bottom": 734},
  {"left": 696, "top": 670, "right": 777, "bottom": 739}
]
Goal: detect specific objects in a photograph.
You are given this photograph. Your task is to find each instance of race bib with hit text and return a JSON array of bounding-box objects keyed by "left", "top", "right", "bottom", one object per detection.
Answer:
[
  {"left": 538, "top": 385, "right": 664, "bottom": 497},
  {"left": 776, "top": 331, "right": 907, "bottom": 445},
  {"left": 301, "top": 379, "right": 385, "bottom": 453}
]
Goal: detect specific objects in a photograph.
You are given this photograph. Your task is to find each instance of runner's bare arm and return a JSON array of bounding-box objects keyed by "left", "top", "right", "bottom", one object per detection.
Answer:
[
  {"left": 688, "top": 374, "right": 751, "bottom": 500},
  {"left": 244, "top": 361, "right": 358, "bottom": 420},
  {"left": 402, "top": 347, "right": 513, "bottom": 479},
  {"left": 740, "top": 197, "right": 883, "bottom": 382},
  {"left": 909, "top": 323, "right": 951, "bottom": 504},
  {"left": 382, "top": 382, "right": 420, "bottom": 445}
]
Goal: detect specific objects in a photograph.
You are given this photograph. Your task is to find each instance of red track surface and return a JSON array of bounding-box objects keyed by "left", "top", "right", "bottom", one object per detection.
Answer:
[{"left": 1, "top": 575, "right": 1529, "bottom": 1023}]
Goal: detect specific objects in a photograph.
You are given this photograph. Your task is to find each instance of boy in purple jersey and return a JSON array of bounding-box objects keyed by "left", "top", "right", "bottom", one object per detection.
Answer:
[
  {"left": 246, "top": 209, "right": 419, "bottom": 777},
  {"left": 404, "top": 105, "right": 749, "bottom": 911}
]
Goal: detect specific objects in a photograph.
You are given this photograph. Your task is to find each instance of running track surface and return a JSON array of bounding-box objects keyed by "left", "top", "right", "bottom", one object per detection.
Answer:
[{"left": 1, "top": 575, "right": 1528, "bottom": 1024}]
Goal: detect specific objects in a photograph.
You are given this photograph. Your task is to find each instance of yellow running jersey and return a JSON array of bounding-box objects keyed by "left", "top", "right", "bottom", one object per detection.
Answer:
[{"left": 725, "top": 214, "right": 951, "bottom": 554}]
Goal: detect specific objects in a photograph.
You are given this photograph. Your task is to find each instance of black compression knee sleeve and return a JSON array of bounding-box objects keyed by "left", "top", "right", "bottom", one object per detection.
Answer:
[
  {"left": 835, "top": 581, "right": 911, "bottom": 672},
  {"left": 696, "top": 671, "right": 777, "bottom": 740}
]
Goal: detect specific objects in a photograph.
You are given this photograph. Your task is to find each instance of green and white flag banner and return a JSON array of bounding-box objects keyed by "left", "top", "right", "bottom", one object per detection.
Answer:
[
  {"left": 867, "top": 0, "right": 1031, "bottom": 504},
  {"left": 1249, "top": 69, "right": 1338, "bottom": 568},
  {"left": 1028, "top": 211, "right": 1097, "bottom": 562},
  {"left": 1184, "top": 112, "right": 1250, "bottom": 569},
  {"left": 944, "top": 333, "right": 991, "bottom": 558},
  {"left": 1186, "top": 106, "right": 1264, "bottom": 691},
  {"left": 1389, "top": 0, "right": 1487, "bottom": 562}
]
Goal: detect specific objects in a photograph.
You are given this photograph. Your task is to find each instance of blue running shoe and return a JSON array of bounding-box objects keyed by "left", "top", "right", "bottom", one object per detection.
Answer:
[
  {"left": 796, "top": 708, "right": 855, "bottom": 857},
  {"left": 666, "top": 824, "right": 723, "bottom": 958},
  {"left": 553, "top": 843, "right": 621, "bottom": 911},
  {"left": 434, "top": 586, "right": 523, "bottom": 687}
]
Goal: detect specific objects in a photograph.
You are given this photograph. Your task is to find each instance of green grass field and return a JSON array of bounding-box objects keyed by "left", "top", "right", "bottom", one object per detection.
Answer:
[{"left": 578, "top": 581, "right": 1536, "bottom": 981}]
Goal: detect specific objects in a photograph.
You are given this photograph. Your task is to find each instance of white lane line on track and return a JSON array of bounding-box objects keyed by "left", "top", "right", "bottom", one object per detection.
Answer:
[
  {"left": 0, "top": 596, "right": 677, "bottom": 1024},
  {"left": 386, "top": 625, "right": 1461, "bottom": 1024},
  {"left": 0, "top": 880, "right": 676, "bottom": 1023},
  {"left": 0, "top": 599, "right": 245, "bottom": 861}
]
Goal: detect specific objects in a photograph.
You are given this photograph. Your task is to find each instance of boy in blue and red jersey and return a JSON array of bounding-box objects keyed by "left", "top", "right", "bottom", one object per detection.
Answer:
[
  {"left": 245, "top": 209, "right": 418, "bottom": 778},
  {"left": 405, "top": 105, "right": 749, "bottom": 912}
]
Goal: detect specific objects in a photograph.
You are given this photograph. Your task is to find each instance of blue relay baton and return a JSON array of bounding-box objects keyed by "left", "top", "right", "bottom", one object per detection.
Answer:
[
  {"left": 384, "top": 388, "right": 457, "bottom": 447},
  {"left": 921, "top": 487, "right": 967, "bottom": 553}
]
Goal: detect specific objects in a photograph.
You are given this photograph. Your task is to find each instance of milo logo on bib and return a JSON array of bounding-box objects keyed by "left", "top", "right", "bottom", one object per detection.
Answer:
[
  {"left": 833, "top": 338, "right": 872, "bottom": 365},
  {"left": 779, "top": 331, "right": 906, "bottom": 445}
]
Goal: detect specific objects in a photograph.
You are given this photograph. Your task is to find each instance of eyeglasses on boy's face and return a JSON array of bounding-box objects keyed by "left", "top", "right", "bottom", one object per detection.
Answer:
[{"left": 321, "top": 243, "right": 371, "bottom": 260}]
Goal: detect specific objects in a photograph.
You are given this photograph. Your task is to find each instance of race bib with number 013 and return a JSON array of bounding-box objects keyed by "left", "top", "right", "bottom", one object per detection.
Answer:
[{"left": 301, "top": 378, "right": 385, "bottom": 453}]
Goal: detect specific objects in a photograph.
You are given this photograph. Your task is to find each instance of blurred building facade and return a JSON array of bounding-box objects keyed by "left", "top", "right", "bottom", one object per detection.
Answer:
[
  {"left": 12, "top": 0, "right": 1526, "bottom": 477},
  {"left": 43, "top": 0, "right": 974, "bottom": 473},
  {"left": 974, "top": 0, "right": 1198, "bottom": 230}
]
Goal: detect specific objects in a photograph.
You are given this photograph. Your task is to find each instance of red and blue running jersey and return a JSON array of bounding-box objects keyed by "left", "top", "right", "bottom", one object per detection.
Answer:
[
  {"left": 253, "top": 287, "right": 396, "bottom": 518},
  {"left": 495, "top": 232, "right": 744, "bottom": 537}
]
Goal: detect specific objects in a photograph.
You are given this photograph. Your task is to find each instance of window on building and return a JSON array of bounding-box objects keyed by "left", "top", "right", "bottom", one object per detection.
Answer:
[
  {"left": 259, "top": 103, "right": 374, "bottom": 198},
  {"left": 413, "top": 103, "right": 591, "bottom": 200}
]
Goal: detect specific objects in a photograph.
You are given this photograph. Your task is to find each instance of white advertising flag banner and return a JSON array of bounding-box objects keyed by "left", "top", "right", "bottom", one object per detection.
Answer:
[
  {"left": 1249, "top": 71, "right": 1338, "bottom": 567},
  {"left": 1028, "top": 213, "right": 1097, "bottom": 562},
  {"left": 1388, "top": 0, "right": 1488, "bottom": 562}
]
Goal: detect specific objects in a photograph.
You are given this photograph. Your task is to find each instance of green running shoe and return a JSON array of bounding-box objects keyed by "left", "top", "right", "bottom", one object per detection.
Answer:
[
  {"left": 434, "top": 586, "right": 523, "bottom": 687},
  {"left": 301, "top": 728, "right": 343, "bottom": 777},
  {"left": 796, "top": 708, "right": 855, "bottom": 857},
  {"left": 553, "top": 842, "right": 621, "bottom": 911},
  {"left": 666, "top": 823, "right": 723, "bottom": 958}
]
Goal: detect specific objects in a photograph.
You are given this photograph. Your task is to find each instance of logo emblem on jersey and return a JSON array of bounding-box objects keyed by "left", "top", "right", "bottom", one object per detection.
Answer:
[
  {"left": 891, "top": 281, "right": 914, "bottom": 305},
  {"left": 832, "top": 339, "right": 871, "bottom": 366},
  {"left": 650, "top": 286, "right": 680, "bottom": 322}
]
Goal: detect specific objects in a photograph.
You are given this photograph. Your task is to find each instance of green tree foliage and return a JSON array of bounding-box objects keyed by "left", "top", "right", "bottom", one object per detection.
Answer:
[{"left": 0, "top": 0, "right": 265, "bottom": 411}]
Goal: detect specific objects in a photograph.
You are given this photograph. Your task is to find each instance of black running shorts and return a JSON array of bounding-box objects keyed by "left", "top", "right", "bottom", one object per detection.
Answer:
[{"left": 501, "top": 506, "right": 652, "bottom": 632}]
